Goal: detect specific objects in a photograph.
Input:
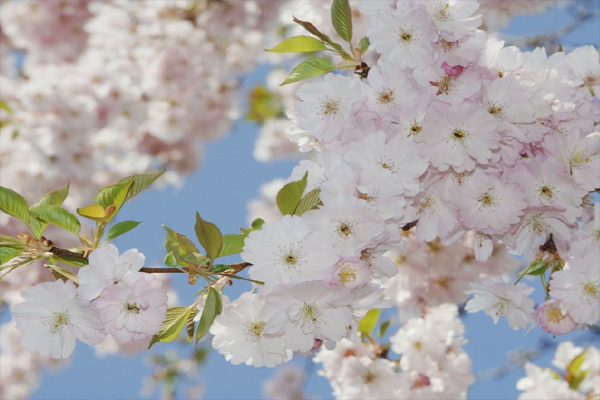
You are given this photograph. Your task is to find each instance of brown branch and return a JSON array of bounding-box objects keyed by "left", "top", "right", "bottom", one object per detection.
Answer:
[
  {"left": 48, "top": 246, "right": 253, "bottom": 275},
  {"left": 139, "top": 267, "right": 186, "bottom": 273},
  {"left": 49, "top": 247, "right": 89, "bottom": 263}
]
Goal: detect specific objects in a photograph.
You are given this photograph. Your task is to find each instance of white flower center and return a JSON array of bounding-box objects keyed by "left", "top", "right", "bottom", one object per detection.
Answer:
[
  {"left": 526, "top": 214, "right": 548, "bottom": 233},
  {"left": 297, "top": 302, "right": 321, "bottom": 333},
  {"left": 336, "top": 221, "right": 355, "bottom": 239},
  {"left": 43, "top": 311, "right": 71, "bottom": 333},
  {"left": 487, "top": 102, "right": 507, "bottom": 119},
  {"left": 338, "top": 263, "right": 357, "bottom": 283},
  {"left": 581, "top": 281, "right": 599, "bottom": 299},
  {"left": 275, "top": 245, "right": 305, "bottom": 270},
  {"left": 320, "top": 98, "right": 339, "bottom": 116},
  {"left": 123, "top": 302, "right": 141, "bottom": 315},
  {"left": 377, "top": 88, "right": 395, "bottom": 105},
  {"left": 478, "top": 191, "right": 499, "bottom": 210},
  {"left": 434, "top": 3, "right": 453, "bottom": 21},
  {"left": 493, "top": 297, "right": 511, "bottom": 317},
  {"left": 450, "top": 128, "right": 468, "bottom": 144},
  {"left": 244, "top": 320, "right": 266, "bottom": 342}
]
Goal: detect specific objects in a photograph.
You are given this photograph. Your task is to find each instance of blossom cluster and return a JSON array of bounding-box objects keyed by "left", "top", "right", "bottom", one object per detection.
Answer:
[
  {"left": 314, "top": 304, "right": 473, "bottom": 399},
  {"left": 517, "top": 341, "right": 599, "bottom": 399},
  {"left": 0, "top": 0, "right": 280, "bottom": 209},
  {"left": 223, "top": 0, "right": 599, "bottom": 376},
  {"left": 10, "top": 245, "right": 167, "bottom": 359},
  {"left": 253, "top": 0, "right": 568, "bottom": 163}
]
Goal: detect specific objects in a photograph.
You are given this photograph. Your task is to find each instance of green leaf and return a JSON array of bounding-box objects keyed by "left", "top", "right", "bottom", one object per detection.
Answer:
[
  {"left": 378, "top": 319, "right": 391, "bottom": 338},
  {"left": 148, "top": 306, "right": 192, "bottom": 348},
  {"left": 267, "top": 35, "right": 327, "bottom": 53},
  {"left": 276, "top": 172, "right": 308, "bottom": 215},
  {"left": 294, "top": 188, "right": 321, "bottom": 216},
  {"left": 46, "top": 264, "right": 79, "bottom": 285},
  {"left": 211, "top": 264, "right": 229, "bottom": 273},
  {"left": 0, "top": 186, "right": 30, "bottom": 224},
  {"left": 164, "top": 251, "right": 177, "bottom": 267},
  {"left": 0, "top": 234, "right": 26, "bottom": 249},
  {"left": 179, "top": 252, "right": 210, "bottom": 266},
  {"left": 251, "top": 218, "right": 265, "bottom": 229},
  {"left": 358, "top": 309, "right": 380, "bottom": 337},
  {"left": 0, "top": 247, "right": 21, "bottom": 265},
  {"left": 94, "top": 179, "right": 132, "bottom": 208},
  {"left": 186, "top": 307, "right": 198, "bottom": 342},
  {"left": 163, "top": 225, "right": 200, "bottom": 267},
  {"left": 567, "top": 350, "right": 589, "bottom": 390},
  {"left": 29, "top": 205, "right": 81, "bottom": 236},
  {"left": 218, "top": 234, "right": 245, "bottom": 258},
  {"left": 246, "top": 85, "right": 284, "bottom": 123},
  {"left": 358, "top": 37, "right": 370, "bottom": 54},
  {"left": 54, "top": 254, "right": 88, "bottom": 267},
  {"left": 77, "top": 204, "right": 107, "bottom": 222},
  {"left": 331, "top": 0, "right": 353, "bottom": 42},
  {"left": 515, "top": 259, "right": 549, "bottom": 284},
  {"left": 280, "top": 58, "right": 337, "bottom": 86},
  {"left": 120, "top": 169, "right": 165, "bottom": 203},
  {"left": 0, "top": 99, "right": 11, "bottom": 113},
  {"left": 33, "top": 182, "right": 70, "bottom": 207},
  {"left": 26, "top": 217, "right": 47, "bottom": 240},
  {"left": 292, "top": 16, "right": 332, "bottom": 43},
  {"left": 194, "top": 213, "right": 223, "bottom": 261},
  {"left": 107, "top": 220, "right": 141, "bottom": 241},
  {"left": 195, "top": 287, "right": 222, "bottom": 346}
]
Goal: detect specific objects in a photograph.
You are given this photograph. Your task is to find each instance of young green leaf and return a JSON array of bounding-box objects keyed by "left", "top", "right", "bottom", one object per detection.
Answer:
[
  {"left": 94, "top": 179, "right": 133, "bottom": 212},
  {"left": 358, "top": 308, "right": 380, "bottom": 337},
  {"left": 276, "top": 172, "right": 308, "bottom": 215},
  {"left": 358, "top": 37, "right": 370, "bottom": 54},
  {"left": 515, "top": 259, "right": 548, "bottom": 284},
  {"left": 331, "top": 0, "right": 353, "bottom": 42},
  {"left": 29, "top": 205, "right": 81, "bottom": 236},
  {"left": 186, "top": 307, "right": 198, "bottom": 342},
  {"left": 211, "top": 264, "right": 229, "bottom": 273},
  {"left": 218, "top": 234, "right": 245, "bottom": 258},
  {"left": 0, "top": 99, "right": 12, "bottom": 113},
  {"left": 378, "top": 319, "right": 391, "bottom": 338},
  {"left": 195, "top": 287, "right": 222, "bottom": 346},
  {"left": 148, "top": 306, "right": 192, "bottom": 348},
  {"left": 121, "top": 169, "right": 165, "bottom": 203},
  {"left": 251, "top": 218, "right": 265, "bottom": 229},
  {"left": 0, "top": 186, "right": 30, "bottom": 224},
  {"left": 280, "top": 58, "right": 337, "bottom": 85},
  {"left": 77, "top": 204, "right": 107, "bottom": 222},
  {"left": 0, "top": 247, "right": 21, "bottom": 265},
  {"left": 164, "top": 251, "right": 177, "bottom": 267},
  {"left": 54, "top": 253, "right": 88, "bottom": 267},
  {"left": 294, "top": 188, "right": 321, "bottom": 216},
  {"left": 163, "top": 225, "right": 200, "bottom": 266},
  {"left": 292, "top": 16, "right": 332, "bottom": 43},
  {"left": 567, "top": 350, "right": 589, "bottom": 390},
  {"left": 194, "top": 213, "right": 223, "bottom": 261},
  {"left": 32, "top": 182, "right": 70, "bottom": 207},
  {"left": 0, "top": 234, "right": 26, "bottom": 249},
  {"left": 267, "top": 35, "right": 327, "bottom": 53},
  {"left": 107, "top": 220, "right": 141, "bottom": 241},
  {"left": 179, "top": 252, "right": 210, "bottom": 266},
  {"left": 26, "top": 217, "right": 48, "bottom": 240},
  {"left": 46, "top": 264, "right": 79, "bottom": 285}
]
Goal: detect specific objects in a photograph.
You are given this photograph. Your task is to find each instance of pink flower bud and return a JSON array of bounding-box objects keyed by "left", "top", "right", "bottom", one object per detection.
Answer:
[
  {"left": 442, "top": 61, "right": 464, "bottom": 77},
  {"left": 536, "top": 299, "right": 577, "bottom": 335}
]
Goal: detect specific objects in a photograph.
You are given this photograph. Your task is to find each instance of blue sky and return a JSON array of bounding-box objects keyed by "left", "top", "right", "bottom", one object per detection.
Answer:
[{"left": 20, "top": 3, "right": 600, "bottom": 400}]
